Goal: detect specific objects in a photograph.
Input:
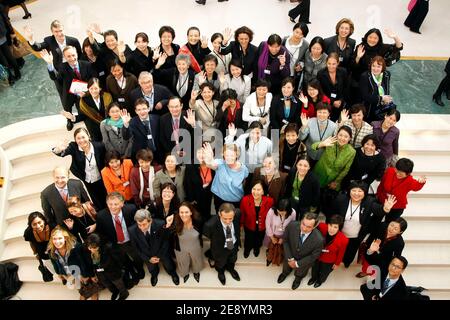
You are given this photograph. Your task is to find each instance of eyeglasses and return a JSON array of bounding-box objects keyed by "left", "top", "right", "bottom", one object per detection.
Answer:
[{"left": 389, "top": 263, "right": 403, "bottom": 270}]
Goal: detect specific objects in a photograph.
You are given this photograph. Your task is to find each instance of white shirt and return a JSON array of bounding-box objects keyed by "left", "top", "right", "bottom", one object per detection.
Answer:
[
  {"left": 342, "top": 201, "right": 362, "bottom": 239},
  {"left": 284, "top": 36, "right": 304, "bottom": 76},
  {"left": 379, "top": 277, "right": 399, "bottom": 298},
  {"left": 57, "top": 38, "right": 68, "bottom": 63},
  {"left": 110, "top": 211, "right": 131, "bottom": 244},
  {"left": 177, "top": 72, "right": 189, "bottom": 97},
  {"left": 93, "top": 97, "right": 101, "bottom": 110},
  {"left": 79, "top": 143, "right": 101, "bottom": 183},
  {"left": 242, "top": 92, "right": 273, "bottom": 136},
  {"left": 220, "top": 220, "right": 237, "bottom": 248},
  {"left": 116, "top": 76, "right": 127, "bottom": 89}
]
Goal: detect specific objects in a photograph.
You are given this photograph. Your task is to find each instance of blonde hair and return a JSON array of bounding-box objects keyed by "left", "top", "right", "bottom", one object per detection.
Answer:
[
  {"left": 222, "top": 143, "right": 240, "bottom": 160},
  {"left": 47, "top": 226, "right": 77, "bottom": 259}
]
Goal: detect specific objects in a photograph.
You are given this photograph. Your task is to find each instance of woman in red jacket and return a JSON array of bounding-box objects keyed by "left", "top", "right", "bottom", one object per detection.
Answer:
[
  {"left": 376, "top": 158, "right": 426, "bottom": 223},
  {"left": 308, "top": 214, "right": 348, "bottom": 288},
  {"left": 240, "top": 180, "right": 274, "bottom": 258},
  {"left": 299, "top": 79, "right": 331, "bottom": 119}
]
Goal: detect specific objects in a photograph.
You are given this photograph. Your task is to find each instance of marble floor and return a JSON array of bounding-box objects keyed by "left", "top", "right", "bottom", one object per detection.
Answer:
[{"left": 1, "top": 0, "right": 450, "bottom": 128}]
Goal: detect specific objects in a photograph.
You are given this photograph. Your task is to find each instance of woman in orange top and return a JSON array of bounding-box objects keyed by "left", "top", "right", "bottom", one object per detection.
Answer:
[{"left": 101, "top": 150, "right": 133, "bottom": 201}]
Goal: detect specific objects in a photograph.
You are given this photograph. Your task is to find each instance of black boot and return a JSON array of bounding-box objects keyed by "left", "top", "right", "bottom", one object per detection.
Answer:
[{"left": 433, "top": 94, "right": 445, "bottom": 106}]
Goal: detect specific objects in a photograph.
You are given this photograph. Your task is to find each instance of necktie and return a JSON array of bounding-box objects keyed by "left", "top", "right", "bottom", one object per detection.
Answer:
[
  {"left": 142, "top": 120, "right": 155, "bottom": 150},
  {"left": 225, "top": 226, "right": 233, "bottom": 250},
  {"left": 299, "top": 233, "right": 305, "bottom": 246},
  {"left": 173, "top": 118, "right": 180, "bottom": 145},
  {"left": 59, "top": 189, "right": 68, "bottom": 202},
  {"left": 73, "top": 65, "right": 81, "bottom": 79},
  {"left": 381, "top": 278, "right": 390, "bottom": 294},
  {"left": 145, "top": 231, "right": 151, "bottom": 245},
  {"left": 114, "top": 215, "right": 125, "bottom": 243}
]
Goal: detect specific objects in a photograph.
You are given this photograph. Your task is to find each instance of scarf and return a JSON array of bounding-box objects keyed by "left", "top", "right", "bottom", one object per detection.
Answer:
[
  {"left": 139, "top": 167, "right": 155, "bottom": 202},
  {"left": 226, "top": 100, "right": 241, "bottom": 125},
  {"left": 179, "top": 44, "right": 201, "bottom": 73},
  {"left": 372, "top": 72, "right": 385, "bottom": 96},
  {"left": 79, "top": 94, "right": 107, "bottom": 124},
  {"left": 257, "top": 41, "right": 270, "bottom": 79},
  {"left": 105, "top": 117, "right": 124, "bottom": 128}
]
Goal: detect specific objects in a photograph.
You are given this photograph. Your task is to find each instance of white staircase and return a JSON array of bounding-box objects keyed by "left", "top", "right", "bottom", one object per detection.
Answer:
[{"left": 1, "top": 114, "right": 450, "bottom": 300}]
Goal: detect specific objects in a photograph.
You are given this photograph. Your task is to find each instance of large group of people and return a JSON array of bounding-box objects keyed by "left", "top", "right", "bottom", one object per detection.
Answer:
[{"left": 21, "top": 13, "right": 430, "bottom": 301}]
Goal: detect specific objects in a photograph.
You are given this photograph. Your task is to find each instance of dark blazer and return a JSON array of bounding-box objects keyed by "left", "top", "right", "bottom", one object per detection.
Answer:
[
  {"left": 75, "top": 92, "right": 112, "bottom": 142},
  {"left": 317, "top": 67, "right": 349, "bottom": 107},
  {"left": 184, "top": 164, "right": 215, "bottom": 206},
  {"left": 270, "top": 95, "right": 301, "bottom": 130},
  {"left": 283, "top": 221, "right": 324, "bottom": 274},
  {"left": 127, "top": 47, "right": 155, "bottom": 77},
  {"left": 251, "top": 168, "right": 287, "bottom": 204},
  {"left": 359, "top": 70, "right": 391, "bottom": 120},
  {"left": 220, "top": 41, "right": 258, "bottom": 79},
  {"left": 361, "top": 271, "right": 408, "bottom": 301},
  {"left": 83, "top": 242, "right": 125, "bottom": 280},
  {"left": 215, "top": 105, "right": 247, "bottom": 138},
  {"left": 182, "top": 42, "right": 211, "bottom": 71},
  {"left": 95, "top": 204, "right": 137, "bottom": 244},
  {"left": 203, "top": 211, "right": 241, "bottom": 262},
  {"left": 155, "top": 43, "right": 180, "bottom": 70},
  {"left": 105, "top": 72, "right": 139, "bottom": 113},
  {"left": 48, "top": 60, "right": 97, "bottom": 110},
  {"left": 153, "top": 67, "right": 195, "bottom": 109},
  {"left": 129, "top": 84, "right": 172, "bottom": 116},
  {"left": 41, "top": 179, "right": 91, "bottom": 225},
  {"left": 53, "top": 141, "right": 106, "bottom": 182},
  {"left": 285, "top": 169, "right": 320, "bottom": 218},
  {"left": 343, "top": 148, "right": 386, "bottom": 190},
  {"left": 256, "top": 43, "right": 291, "bottom": 92},
  {"left": 29, "top": 35, "right": 82, "bottom": 71},
  {"left": 50, "top": 242, "right": 90, "bottom": 277},
  {"left": 123, "top": 114, "right": 159, "bottom": 161},
  {"left": 333, "top": 194, "right": 386, "bottom": 241},
  {"left": 96, "top": 42, "right": 133, "bottom": 78},
  {"left": 158, "top": 112, "right": 194, "bottom": 157},
  {"left": 323, "top": 35, "right": 356, "bottom": 71},
  {"left": 365, "top": 222, "right": 405, "bottom": 272},
  {"left": 128, "top": 218, "right": 170, "bottom": 262}
]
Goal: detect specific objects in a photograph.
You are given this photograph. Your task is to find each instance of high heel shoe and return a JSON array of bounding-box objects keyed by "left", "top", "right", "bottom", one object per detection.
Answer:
[
  {"left": 433, "top": 94, "right": 445, "bottom": 107},
  {"left": 23, "top": 13, "right": 32, "bottom": 19},
  {"left": 195, "top": 0, "right": 206, "bottom": 4},
  {"left": 193, "top": 273, "right": 200, "bottom": 282}
]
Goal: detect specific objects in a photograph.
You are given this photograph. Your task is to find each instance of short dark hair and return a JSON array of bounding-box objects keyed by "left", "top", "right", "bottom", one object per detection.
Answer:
[
  {"left": 385, "top": 108, "right": 401, "bottom": 122},
  {"left": 293, "top": 22, "right": 309, "bottom": 37},
  {"left": 284, "top": 123, "right": 299, "bottom": 135},
  {"left": 228, "top": 59, "right": 244, "bottom": 80},
  {"left": 103, "top": 30, "right": 118, "bottom": 41},
  {"left": 361, "top": 134, "right": 380, "bottom": 150},
  {"left": 211, "top": 33, "right": 223, "bottom": 43},
  {"left": 348, "top": 180, "right": 368, "bottom": 196},
  {"left": 308, "top": 36, "right": 325, "bottom": 53},
  {"left": 106, "top": 102, "right": 121, "bottom": 117},
  {"left": 328, "top": 214, "right": 344, "bottom": 229},
  {"left": 255, "top": 79, "right": 270, "bottom": 90},
  {"left": 134, "top": 97, "right": 149, "bottom": 109},
  {"left": 395, "top": 158, "right": 414, "bottom": 175},
  {"left": 136, "top": 149, "right": 153, "bottom": 162},
  {"left": 85, "top": 233, "right": 101, "bottom": 248},
  {"left": 392, "top": 256, "right": 408, "bottom": 270},
  {"left": 199, "top": 82, "right": 216, "bottom": 94},
  {"left": 27, "top": 211, "right": 48, "bottom": 227},
  {"left": 370, "top": 55, "right": 387, "bottom": 72},
  {"left": 306, "top": 79, "right": 324, "bottom": 100},
  {"left": 248, "top": 121, "right": 264, "bottom": 131},
  {"left": 349, "top": 103, "right": 366, "bottom": 116},
  {"left": 203, "top": 54, "right": 218, "bottom": 65},
  {"left": 393, "top": 217, "right": 408, "bottom": 233},
  {"left": 315, "top": 101, "right": 331, "bottom": 113},
  {"left": 220, "top": 88, "right": 238, "bottom": 101},
  {"left": 362, "top": 28, "right": 383, "bottom": 47},
  {"left": 234, "top": 26, "right": 254, "bottom": 42},
  {"left": 281, "top": 77, "right": 295, "bottom": 88},
  {"left": 273, "top": 198, "right": 293, "bottom": 218},
  {"left": 250, "top": 179, "right": 268, "bottom": 195},
  {"left": 105, "top": 150, "right": 123, "bottom": 166},
  {"left": 187, "top": 26, "right": 200, "bottom": 36},
  {"left": 109, "top": 58, "right": 124, "bottom": 71},
  {"left": 338, "top": 125, "right": 353, "bottom": 139},
  {"left": 135, "top": 32, "right": 149, "bottom": 43},
  {"left": 159, "top": 26, "right": 175, "bottom": 39},
  {"left": 301, "top": 212, "right": 319, "bottom": 226},
  {"left": 218, "top": 203, "right": 235, "bottom": 215},
  {"left": 267, "top": 34, "right": 282, "bottom": 46}
]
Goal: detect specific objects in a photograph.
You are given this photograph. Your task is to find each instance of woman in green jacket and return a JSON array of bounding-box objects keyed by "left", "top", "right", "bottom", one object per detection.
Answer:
[{"left": 312, "top": 125, "right": 355, "bottom": 191}]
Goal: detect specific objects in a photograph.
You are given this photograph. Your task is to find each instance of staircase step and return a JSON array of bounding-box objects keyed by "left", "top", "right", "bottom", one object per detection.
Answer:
[
  {"left": 400, "top": 132, "right": 450, "bottom": 152},
  {"left": 397, "top": 114, "right": 450, "bottom": 132},
  {"left": 11, "top": 152, "right": 71, "bottom": 181},
  {"left": 8, "top": 173, "right": 54, "bottom": 202},
  {"left": 402, "top": 220, "right": 450, "bottom": 242},
  {"left": 6, "top": 196, "right": 42, "bottom": 223},
  {"left": 398, "top": 152, "right": 450, "bottom": 173},
  {"left": 403, "top": 198, "right": 450, "bottom": 220}
]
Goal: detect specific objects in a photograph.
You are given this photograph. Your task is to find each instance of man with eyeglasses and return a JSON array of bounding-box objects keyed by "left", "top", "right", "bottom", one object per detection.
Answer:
[{"left": 360, "top": 256, "right": 409, "bottom": 300}]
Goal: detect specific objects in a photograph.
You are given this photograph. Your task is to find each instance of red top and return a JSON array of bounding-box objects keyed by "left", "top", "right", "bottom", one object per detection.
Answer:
[
  {"left": 240, "top": 195, "right": 274, "bottom": 232},
  {"left": 301, "top": 95, "right": 331, "bottom": 119},
  {"left": 317, "top": 223, "right": 349, "bottom": 265},
  {"left": 376, "top": 167, "right": 425, "bottom": 209}
]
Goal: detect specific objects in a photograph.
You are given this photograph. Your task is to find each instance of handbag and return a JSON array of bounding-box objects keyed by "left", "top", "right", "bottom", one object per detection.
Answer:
[
  {"left": 10, "top": 38, "right": 30, "bottom": 59},
  {"left": 38, "top": 258, "right": 53, "bottom": 282},
  {"left": 408, "top": 0, "right": 417, "bottom": 11},
  {"left": 79, "top": 279, "right": 101, "bottom": 299}
]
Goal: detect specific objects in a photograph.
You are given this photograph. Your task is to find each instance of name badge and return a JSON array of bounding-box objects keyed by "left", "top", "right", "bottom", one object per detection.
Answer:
[
  {"left": 322, "top": 249, "right": 330, "bottom": 253},
  {"left": 226, "top": 237, "right": 233, "bottom": 242},
  {"left": 330, "top": 93, "right": 337, "bottom": 98},
  {"left": 98, "top": 71, "right": 105, "bottom": 77},
  {"left": 284, "top": 165, "right": 291, "bottom": 170},
  {"left": 123, "top": 181, "right": 130, "bottom": 187},
  {"left": 96, "top": 268, "right": 104, "bottom": 272},
  {"left": 118, "top": 98, "right": 125, "bottom": 103},
  {"left": 277, "top": 226, "right": 284, "bottom": 232},
  {"left": 282, "top": 119, "right": 289, "bottom": 125},
  {"left": 264, "top": 69, "right": 271, "bottom": 75},
  {"left": 361, "top": 174, "right": 368, "bottom": 180},
  {"left": 294, "top": 196, "right": 299, "bottom": 201},
  {"left": 202, "top": 183, "right": 210, "bottom": 188},
  {"left": 147, "top": 134, "right": 153, "bottom": 140},
  {"left": 339, "top": 56, "right": 344, "bottom": 62},
  {"left": 256, "top": 220, "right": 259, "bottom": 225}
]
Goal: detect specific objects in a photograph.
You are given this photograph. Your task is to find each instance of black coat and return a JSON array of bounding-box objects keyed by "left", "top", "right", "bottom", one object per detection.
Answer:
[
  {"left": 333, "top": 194, "right": 386, "bottom": 241},
  {"left": 129, "top": 84, "right": 172, "bottom": 116},
  {"left": 123, "top": 114, "right": 159, "bottom": 161},
  {"left": 343, "top": 148, "right": 386, "bottom": 190},
  {"left": 50, "top": 242, "right": 90, "bottom": 277},
  {"left": 153, "top": 67, "right": 195, "bottom": 109},
  {"left": 158, "top": 112, "right": 194, "bottom": 158},
  {"left": 48, "top": 61, "right": 97, "bottom": 109},
  {"left": 128, "top": 218, "right": 170, "bottom": 262},
  {"left": 183, "top": 42, "right": 211, "bottom": 71},
  {"left": 359, "top": 70, "right": 391, "bottom": 120},
  {"left": 285, "top": 169, "right": 320, "bottom": 217},
  {"left": 317, "top": 67, "right": 349, "bottom": 106},
  {"left": 215, "top": 106, "right": 247, "bottom": 138},
  {"left": 184, "top": 164, "right": 215, "bottom": 205},
  {"left": 270, "top": 95, "right": 301, "bottom": 130},
  {"left": 75, "top": 93, "right": 109, "bottom": 142},
  {"left": 83, "top": 242, "right": 125, "bottom": 280},
  {"left": 29, "top": 35, "right": 82, "bottom": 72},
  {"left": 220, "top": 41, "right": 258, "bottom": 79},
  {"left": 127, "top": 47, "right": 155, "bottom": 77},
  {"left": 95, "top": 204, "right": 137, "bottom": 244},
  {"left": 96, "top": 42, "right": 133, "bottom": 78},
  {"left": 53, "top": 141, "right": 106, "bottom": 183},
  {"left": 323, "top": 35, "right": 356, "bottom": 71},
  {"left": 361, "top": 272, "right": 408, "bottom": 300}
]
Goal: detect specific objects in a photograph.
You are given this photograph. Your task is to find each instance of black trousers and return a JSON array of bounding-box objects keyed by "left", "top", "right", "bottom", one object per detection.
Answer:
[
  {"left": 243, "top": 227, "right": 265, "bottom": 254},
  {"left": 343, "top": 237, "right": 361, "bottom": 267},
  {"left": 310, "top": 260, "right": 334, "bottom": 284},
  {"left": 404, "top": 0, "right": 429, "bottom": 32},
  {"left": 97, "top": 272, "right": 127, "bottom": 295},
  {"left": 288, "top": 0, "right": 310, "bottom": 22},
  {"left": 117, "top": 242, "right": 145, "bottom": 280},
  {"left": 145, "top": 254, "right": 177, "bottom": 277},
  {"left": 214, "top": 246, "right": 238, "bottom": 273},
  {"left": 0, "top": 42, "right": 20, "bottom": 79},
  {"left": 84, "top": 179, "right": 107, "bottom": 210},
  {"left": 434, "top": 74, "right": 450, "bottom": 97}
]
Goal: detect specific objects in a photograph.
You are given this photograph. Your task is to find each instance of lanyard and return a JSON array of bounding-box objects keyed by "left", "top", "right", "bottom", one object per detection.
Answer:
[
  {"left": 85, "top": 153, "right": 94, "bottom": 167},
  {"left": 200, "top": 100, "right": 216, "bottom": 119},
  {"left": 352, "top": 126, "right": 362, "bottom": 147},
  {"left": 177, "top": 74, "right": 189, "bottom": 93},
  {"left": 316, "top": 119, "right": 329, "bottom": 141},
  {"left": 348, "top": 200, "right": 360, "bottom": 220}
]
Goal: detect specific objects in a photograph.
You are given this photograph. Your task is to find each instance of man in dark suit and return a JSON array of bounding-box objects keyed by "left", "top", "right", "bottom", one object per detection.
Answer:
[
  {"left": 203, "top": 203, "right": 241, "bottom": 285},
  {"left": 40, "top": 45, "right": 97, "bottom": 130},
  {"left": 128, "top": 209, "right": 179, "bottom": 286},
  {"left": 122, "top": 98, "right": 160, "bottom": 164},
  {"left": 159, "top": 96, "right": 197, "bottom": 161},
  {"left": 360, "top": 256, "right": 409, "bottom": 300},
  {"left": 95, "top": 192, "right": 145, "bottom": 285},
  {"left": 277, "top": 212, "right": 323, "bottom": 290},
  {"left": 153, "top": 53, "right": 195, "bottom": 109},
  {"left": 129, "top": 71, "right": 172, "bottom": 116},
  {"left": 24, "top": 20, "right": 82, "bottom": 104},
  {"left": 40, "top": 166, "right": 91, "bottom": 226}
]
